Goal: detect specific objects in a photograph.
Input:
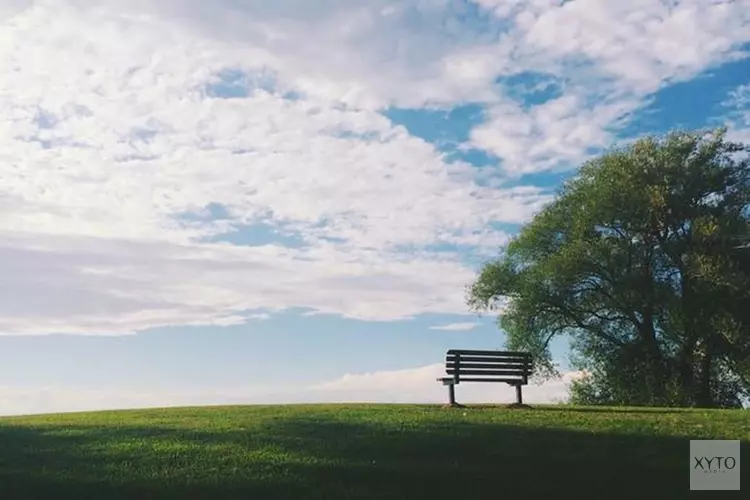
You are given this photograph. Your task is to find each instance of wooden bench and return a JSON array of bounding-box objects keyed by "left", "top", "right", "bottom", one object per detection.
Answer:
[{"left": 437, "top": 349, "right": 533, "bottom": 407}]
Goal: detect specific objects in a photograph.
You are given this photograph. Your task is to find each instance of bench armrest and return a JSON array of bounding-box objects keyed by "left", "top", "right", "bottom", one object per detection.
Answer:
[{"left": 437, "top": 377, "right": 457, "bottom": 386}]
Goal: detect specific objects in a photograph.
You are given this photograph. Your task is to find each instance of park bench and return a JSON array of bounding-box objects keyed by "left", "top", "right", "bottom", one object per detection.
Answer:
[{"left": 437, "top": 349, "right": 533, "bottom": 407}]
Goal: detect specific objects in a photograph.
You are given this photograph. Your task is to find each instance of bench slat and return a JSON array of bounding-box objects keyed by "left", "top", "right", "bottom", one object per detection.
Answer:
[
  {"left": 459, "top": 377, "right": 524, "bottom": 383},
  {"left": 446, "top": 354, "right": 530, "bottom": 362},
  {"left": 447, "top": 349, "right": 531, "bottom": 356},
  {"left": 446, "top": 362, "right": 530, "bottom": 370},
  {"left": 447, "top": 356, "right": 530, "bottom": 363},
  {"left": 447, "top": 368, "right": 528, "bottom": 376},
  {"left": 446, "top": 358, "right": 531, "bottom": 364}
]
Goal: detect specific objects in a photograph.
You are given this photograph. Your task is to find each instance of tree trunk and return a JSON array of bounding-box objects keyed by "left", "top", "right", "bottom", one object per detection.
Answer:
[
  {"left": 640, "top": 308, "right": 667, "bottom": 405},
  {"left": 695, "top": 338, "right": 715, "bottom": 408},
  {"left": 677, "top": 340, "right": 696, "bottom": 407}
]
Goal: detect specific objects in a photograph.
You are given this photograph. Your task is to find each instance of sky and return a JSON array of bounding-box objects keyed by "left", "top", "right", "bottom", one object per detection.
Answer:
[{"left": 1, "top": 0, "right": 749, "bottom": 416}]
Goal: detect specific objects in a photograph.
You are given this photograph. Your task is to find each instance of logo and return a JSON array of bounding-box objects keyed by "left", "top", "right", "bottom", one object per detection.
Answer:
[{"left": 690, "top": 440, "right": 740, "bottom": 490}]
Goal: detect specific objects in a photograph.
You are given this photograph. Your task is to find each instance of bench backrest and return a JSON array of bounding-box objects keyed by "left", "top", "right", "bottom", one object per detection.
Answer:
[{"left": 445, "top": 349, "right": 532, "bottom": 384}]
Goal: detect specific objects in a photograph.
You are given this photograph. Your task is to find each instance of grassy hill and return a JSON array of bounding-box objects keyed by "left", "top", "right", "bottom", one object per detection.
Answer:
[{"left": 0, "top": 404, "right": 747, "bottom": 499}]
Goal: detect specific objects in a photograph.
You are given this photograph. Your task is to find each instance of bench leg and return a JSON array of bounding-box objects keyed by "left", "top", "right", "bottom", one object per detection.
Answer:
[
  {"left": 448, "top": 383, "right": 456, "bottom": 406},
  {"left": 515, "top": 384, "right": 523, "bottom": 405}
]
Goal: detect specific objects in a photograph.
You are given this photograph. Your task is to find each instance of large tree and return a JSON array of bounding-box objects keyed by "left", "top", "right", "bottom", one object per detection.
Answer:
[{"left": 467, "top": 129, "right": 750, "bottom": 408}]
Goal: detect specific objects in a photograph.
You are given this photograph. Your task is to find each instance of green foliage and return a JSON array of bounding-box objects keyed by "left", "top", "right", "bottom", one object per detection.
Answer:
[
  {"left": 468, "top": 128, "right": 750, "bottom": 408},
  {"left": 0, "top": 405, "right": 747, "bottom": 499},
  {"left": 568, "top": 334, "right": 747, "bottom": 409}
]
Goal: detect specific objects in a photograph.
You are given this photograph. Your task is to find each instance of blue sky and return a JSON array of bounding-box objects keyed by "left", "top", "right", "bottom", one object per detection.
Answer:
[{"left": 0, "top": 0, "right": 749, "bottom": 415}]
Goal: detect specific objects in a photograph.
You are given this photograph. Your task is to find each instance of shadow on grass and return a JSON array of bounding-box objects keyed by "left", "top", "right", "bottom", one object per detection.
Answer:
[{"left": 0, "top": 411, "right": 746, "bottom": 500}]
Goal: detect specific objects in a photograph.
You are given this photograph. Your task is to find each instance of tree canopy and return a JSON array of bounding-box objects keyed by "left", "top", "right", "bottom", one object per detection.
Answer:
[{"left": 467, "top": 129, "right": 750, "bottom": 408}]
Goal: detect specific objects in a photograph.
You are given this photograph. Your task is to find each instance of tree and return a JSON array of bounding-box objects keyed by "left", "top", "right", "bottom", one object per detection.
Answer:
[{"left": 467, "top": 129, "right": 750, "bottom": 408}]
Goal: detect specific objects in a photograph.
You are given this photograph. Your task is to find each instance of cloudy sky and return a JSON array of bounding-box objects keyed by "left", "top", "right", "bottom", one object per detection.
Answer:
[{"left": 1, "top": 0, "right": 749, "bottom": 416}]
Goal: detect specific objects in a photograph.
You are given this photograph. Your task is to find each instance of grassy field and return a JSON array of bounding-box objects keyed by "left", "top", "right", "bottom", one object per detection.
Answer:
[{"left": 0, "top": 404, "right": 747, "bottom": 499}]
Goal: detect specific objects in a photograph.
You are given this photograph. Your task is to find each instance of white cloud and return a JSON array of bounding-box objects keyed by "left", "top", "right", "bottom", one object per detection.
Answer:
[
  {"left": 309, "top": 364, "right": 582, "bottom": 404},
  {"left": 470, "top": 92, "right": 639, "bottom": 174},
  {"left": 469, "top": 0, "right": 750, "bottom": 175},
  {"left": 0, "top": 0, "right": 28, "bottom": 21},
  {"left": 728, "top": 84, "right": 750, "bottom": 107},
  {"left": 429, "top": 322, "right": 480, "bottom": 331},
  {"left": 0, "top": 385, "right": 273, "bottom": 417},
  {"left": 61, "top": 0, "right": 505, "bottom": 110},
  {"left": 246, "top": 312, "right": 272, "bottom": 321},
  {"left": 0, "top": 1, "right": 553, "bottom": 334},
  {"left": 721, "top": 83, "right": 750, "bottom": 143},
  {"left": 478, "top": 0, "right": 750, "bottom": 92},
  {"left": 0, "top": 365, "right": 584, "bottom": 416},
  {"left": 530, "top": 2, "right": 747, "bottom": 85},
  {"left": 96, "top": 0, "right": 750, "bottom": 111},
  {"left": 0, "top": 0, "right": 748, "bottom": 334},
  {"left": 0, "top": 232, "right": 489, "bottom": 334}
]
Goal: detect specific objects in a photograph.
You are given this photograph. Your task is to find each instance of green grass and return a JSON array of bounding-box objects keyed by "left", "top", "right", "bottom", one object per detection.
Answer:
[{"left": 1, "top": 404, "right": 747, "bottom": 499}]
